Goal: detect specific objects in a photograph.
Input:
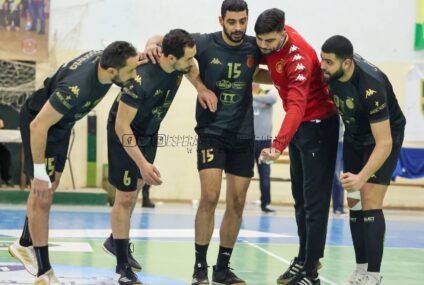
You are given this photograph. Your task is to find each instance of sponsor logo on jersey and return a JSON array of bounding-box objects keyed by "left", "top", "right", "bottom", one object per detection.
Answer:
[
  {"left": 216, "top": 80, "right": 232, "bottom": 90},
  {"left": 69, "top": 85, "right": 80, "bottom": 97},
  {"left": 365, "top": 88, "right": 377, "bottom": 98},
  {"left": 346, "top": 97, "right": 355, "bottom": 109},
  {"left": 370, "top": 102, "right": 387, "bottom": 115},
  {"left": 82, "top": 101, "right": 91, "bottom": 108},
  {"left": 246, "top": 54, "right": 255, "bottom": 68},
  {"left": 219, "top": 90, "right": 241, "bottom": 105},
  {"left": 92, "top": 98, "right": 102, "bottom": 107},
  {"left": 56, "top": 91, "right": 72, "bottom": 109},
  {"left": 210, "top": 58, "right": 222, "bottom": 65},
  {"left": 232, "top": 81, "right": 246, "bottom": 90},
  {"left": 275, "top": 60, "right": 284, "bottom": 74}
]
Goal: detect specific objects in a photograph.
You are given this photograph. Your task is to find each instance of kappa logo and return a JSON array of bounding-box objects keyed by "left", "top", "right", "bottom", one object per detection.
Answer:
[
  {"left": 134, "top": 74, "right": 142, "bottom": 85},
  {"left": 365, "top": 88, "right": 377, "bottom": 98},
  {"left": 210, "top": 58, "right": 222, "bottom": 65},
  {"left": 289, "top": 45, "right": 299, "bottom": 54},
  {"left": 295, "top": 74, "right": 306, "bottom": 82},
  {"left": 292, "top": 54, "right": 304, "bottom": 61},
  {"left": 154, "top": 89, "right": 163, "bottom": 96},
  {"left": 294, "top": 63, "right": 306, "bottom": 71},
  {"left": 69, "top": 85, "right": 80, "bottom": 97}
]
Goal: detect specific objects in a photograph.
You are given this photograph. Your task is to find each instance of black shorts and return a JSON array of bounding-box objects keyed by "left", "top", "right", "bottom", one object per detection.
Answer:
[
  {"left": 107, "top": 125, "right": 157, "bottom": 192},
  {"left": 197, "top": 134, "right": 254, "bottom": 178},
  {"left": 20, "top": 106, "right": 71, "bottom": 182},
  {"left": 343, "top": 139, "right": 403, "bottom": 185}
]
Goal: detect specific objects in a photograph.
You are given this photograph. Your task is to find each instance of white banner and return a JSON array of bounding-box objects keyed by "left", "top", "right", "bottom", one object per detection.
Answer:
[{"left": 405, "top": 65, "right": 424, "bottom": 141}]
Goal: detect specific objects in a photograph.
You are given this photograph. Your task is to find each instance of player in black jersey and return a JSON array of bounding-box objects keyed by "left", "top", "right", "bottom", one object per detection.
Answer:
[
  {"left": 105, "top": 29, "right": 196, "bottom": 285},
  {"left": 321, "top": 35, "right": 406, "bottom": 285},
  {"left": 144, "top": 1, "right": 271, "bottom": 285},
  {"left": 8, "top": 41, "right": 139, "bottom": 284}
]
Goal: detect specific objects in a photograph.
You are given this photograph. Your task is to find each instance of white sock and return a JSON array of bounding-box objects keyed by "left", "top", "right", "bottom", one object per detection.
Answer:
[{"left": 356, "top": 263, "right": 367, "bottom": 272}]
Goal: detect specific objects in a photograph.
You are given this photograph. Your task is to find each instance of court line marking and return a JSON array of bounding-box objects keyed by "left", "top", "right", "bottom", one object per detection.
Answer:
[{"left": 241, "top": 239, "right": 339, "bottom": 285}]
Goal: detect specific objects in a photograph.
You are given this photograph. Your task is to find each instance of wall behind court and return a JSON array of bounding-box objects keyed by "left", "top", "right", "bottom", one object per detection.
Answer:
[{"left": 40, "top": 0, "right": 422, "bottom": 200}]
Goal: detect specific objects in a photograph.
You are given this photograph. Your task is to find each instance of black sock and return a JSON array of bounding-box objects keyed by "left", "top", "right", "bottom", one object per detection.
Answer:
[
  {"left": 34, "top": 245, "right": 51, "bottom": 276},
  {"left": 19, "top": 216, "right": 32, "bottom": 247},
  {"left": 350, "top": 210, "right": 367, "bottom": 264},
  {"left": 303, "top": 259, "right": 318, "bottom": 278},
  {"left": 114, "top": 239, "right": 129, "bottom": 267},
  {"left": 363, "top": 209, "right": 385, "bottom": 272},
  {"left": 216, "top": 246, "right": 233, "bottom": 270},
  {"left": 195, "top": 243, "right": 209, "bottom": 268}
]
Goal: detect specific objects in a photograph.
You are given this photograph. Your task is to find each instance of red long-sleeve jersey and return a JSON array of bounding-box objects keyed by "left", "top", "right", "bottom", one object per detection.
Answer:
[{"left": 263, "top": 25, "right": 336, "bottom": 152}]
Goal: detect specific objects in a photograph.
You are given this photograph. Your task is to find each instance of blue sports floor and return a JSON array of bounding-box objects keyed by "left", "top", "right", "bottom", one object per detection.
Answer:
[{"left": 1, "top": 203, "right": 423, "bottom": 284}]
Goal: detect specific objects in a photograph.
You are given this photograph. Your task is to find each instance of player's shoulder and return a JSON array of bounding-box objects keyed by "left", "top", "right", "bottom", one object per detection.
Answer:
[{"left": 354, "top": 54, "right": 386, "bottom": 90}]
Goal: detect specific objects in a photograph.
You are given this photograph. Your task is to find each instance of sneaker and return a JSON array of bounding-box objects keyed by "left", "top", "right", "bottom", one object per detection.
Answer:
[
  {"left": 341, "top": 269, "right": 367, "bottom": 285},
  {"left": 211, "top": 265, "right": 245, "bottom": 285},
  {"left": 8, "top": 239, "right": 38, "bottom": 276},
  {"left": 115, "top": 264, "right": 142, "bottom": 285},
  {"left": 103, "top": 235, "right": 142, "bottom": 272},
  {"left": 261, "top": 205, "right": 276, "bottom": 213},
  {"left": 142, "top": 198, "right": 155, "bottom": 208},
  {"left": 192, "top": 265, "right": 209, "bottom": 285},
  {"left": 277, "top": 258, "right": 322, "bottom": 284},
  {"left": 277, "top": 258, "right": 304, "bottom": 284},
  {"left": 362, "top": 275, "right": 382, "bottom": 285},
  {"left": 289, "top": 272, "right": 320, "bottom": 285},
  {"left": 34, "top": 269, "right": 61, "bottom": 285}
]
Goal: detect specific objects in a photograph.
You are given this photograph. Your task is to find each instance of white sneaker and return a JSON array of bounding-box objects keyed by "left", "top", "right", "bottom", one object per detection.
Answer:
[
  {"left": 8, "top": 239, "right": 38, "bottom": 276},
  {"left": 341, "top": 269, "right": 367, "bottom": 285},
  {"left": 363, "top": 274, "right": 382, "bottom": 285},
  {"left": 34, "top": 269, "right": 61, "bottom": 285}
]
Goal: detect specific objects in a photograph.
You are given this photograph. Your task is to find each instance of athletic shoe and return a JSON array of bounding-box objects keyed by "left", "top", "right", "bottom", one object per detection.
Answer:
[
  {"left": 115, "top": 263, "right": 142, "bottom": 285},
  {"left": 277, "top": 258, "right": 322, "bottom": 284},
  {"left": 211, "top": 265, "right": 245, "bottom": 285},
  {"left": 192, "top": 265, "right": 210, "bottom": 285},
  {"left": 103, "top": 234, "right": 142, "bottom": 272},
  {"left": 8, "top": 239, "right": 38, "bottom": 276},
  {"left": 288, "top": 272, "right": 320, "bottom": 285},
  {"left": 34, "top": 269, "right": 61, "bottom": 285},
  {"left": 362, "top": 275, "right": 382, "bottom": 285},
  {"left": 341, "top": 269, "right": 367, "bottom": 285}
]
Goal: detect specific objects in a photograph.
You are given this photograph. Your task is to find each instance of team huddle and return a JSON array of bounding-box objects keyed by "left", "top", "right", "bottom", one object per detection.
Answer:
[{"left": 6, "top": 1, "right": 405, "bottom": 285}]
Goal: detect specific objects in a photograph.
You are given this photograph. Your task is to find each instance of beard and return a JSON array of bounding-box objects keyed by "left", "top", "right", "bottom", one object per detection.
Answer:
[
  {"left": 223, "top": 26, "right": 245, "bottom": 43},
  {"left": 324, "top": 68, "right": 344, "bottom": 83},
  {"left": 111, "top": 75, "right": 126, "bottom": 87},
  {"left": 174, "top": 64, "right": 192, "bottom": 74}
]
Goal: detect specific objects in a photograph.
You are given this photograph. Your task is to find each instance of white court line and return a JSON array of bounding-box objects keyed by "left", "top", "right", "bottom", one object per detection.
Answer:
[{"left": 241, "top": 239, "right": 339, "bottom": 285}]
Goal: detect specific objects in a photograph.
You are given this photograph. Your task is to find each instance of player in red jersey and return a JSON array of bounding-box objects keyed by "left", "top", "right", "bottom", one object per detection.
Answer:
[{"left": 254, "top": 8, "right": 339, "bottom": 285}]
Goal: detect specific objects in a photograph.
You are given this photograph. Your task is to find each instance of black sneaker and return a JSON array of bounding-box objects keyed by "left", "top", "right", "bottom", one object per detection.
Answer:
[
  {"left": 277, "top": 257, "right": 304, "bottom": 284},
  {"left": 288, "top": 272, "right": 320, "bottom": 285},
  {"left": 115, "top": 263, "right": 142, "bottom": 285},
  {"left": 212, "top": 265, "right": 245, "bottom": 285},
  {"left": 192, "top": 265, "right": 209, "bottom": 285},
  {"left": 103, "top": 234, "right": 142, "bottom": 272}
]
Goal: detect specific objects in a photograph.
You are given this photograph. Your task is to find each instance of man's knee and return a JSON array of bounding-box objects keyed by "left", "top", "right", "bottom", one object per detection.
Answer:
[{"left": 115, "top": 191, "right": 137, "bottom": 209}]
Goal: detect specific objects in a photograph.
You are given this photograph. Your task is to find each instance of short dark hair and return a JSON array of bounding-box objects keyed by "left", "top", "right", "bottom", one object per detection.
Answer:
[
  {"left": 100, "top": 41, "right": 137, "bottom": 69},
  {"left": 321, "top": 35, "right": 354, "bottom": 60},
  {"left": 254, "top": 8, "right": 285, "bottom": 35},
  {"left": 162, "top": 29, "right": 195, "bottom": 59},
  {"left": 221, "top": 0, "right": 248, "bottom": 18}
]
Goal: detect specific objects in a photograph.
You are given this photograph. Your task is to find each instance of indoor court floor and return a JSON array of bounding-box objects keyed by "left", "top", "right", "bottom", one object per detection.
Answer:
[{"left": 0, "top": 203, "right": 423, "bottom": 285}]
